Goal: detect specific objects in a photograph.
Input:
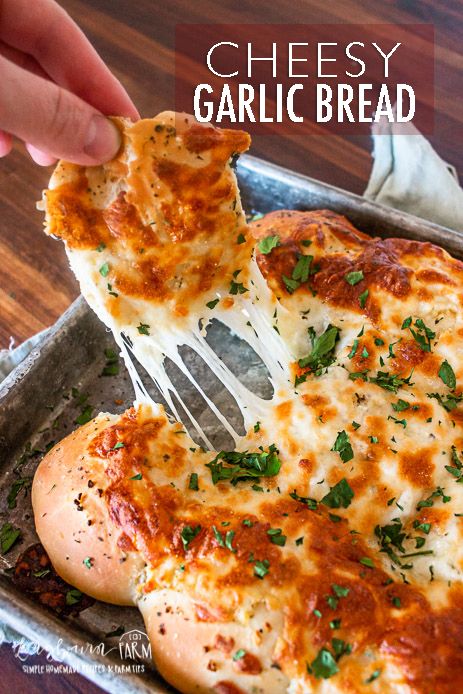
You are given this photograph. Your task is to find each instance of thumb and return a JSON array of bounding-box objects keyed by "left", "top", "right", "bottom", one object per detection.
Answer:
[{"left": 0, "top": 55, "right": 122, "bottom": 165}]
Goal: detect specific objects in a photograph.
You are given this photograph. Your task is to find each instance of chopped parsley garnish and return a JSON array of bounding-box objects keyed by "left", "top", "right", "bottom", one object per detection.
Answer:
[
  {"left": 359, "top": 556, "right": 374, "bottom": 568},
  {"left": 101, "top": 348, "right": 119, "bottom": 376},
  {"left": 290, "top": 491, "right": 318, "bottom": 510},
  {"left": 283, "top": 252, "right": 318, "bottom": 294},
  {"left": 7, "top": 477, "right": 32, "bottom": 509},
  {"left": 99, "top": 262, "right": 110, "bottom": 278},
  {"left": 180, "top": 524, "right": 201, "bottom": 551},
  {"left": 110, "top": 442, "right": 124, "bottom": 450},
  {"left": 254, "top": 421, "right": 261, "bottom": 433},
  {"left": 359, "top": 289, "right": 369, "bottom": 308},
  {"left": 374, "top": 337, "right": 385, "bottom": 346},
  {"left": 365, "top": 669, "right": 381, "bottom": 684},
  {"left": 236, "top": 233, "right": 246, "bottom": 244},
  {"left": 137, "top": 322, "right": 151, "bottom": 335},
  {"left": 206, "top": 445, "right": 281, "bottom": 485},
  {"left": 258, "top": 235, "right": 280, "bottom": 254},
  {"left": 438, "top": 360, "right": 456, "bottom": 389},
  {"left": 297, "top": 325, "right": 340, "bottom": 379},
  {"left": 188, "top": 473, "right": 199, "bottom": 491},
  {"left": 206, "top": 298, "right": 219, "bottom": 310},
  {"left": 95, "top": 242, "right": 106, "bottom": 252},
  {"left": 83, "top": 557, "right": 93, "bottom": 569},
  {"left": 348, "top": 339, "right": 358, "bottom": 359},
  {"left": 230, "top": 279, "right": 248, "bottom": 295},
  {"left": 129, "top": 473, "right": 142, "bottom": 480},
  {"left": 66, "top": 589, "right": 83, "bottom": 606},
  {"left": 445, "top": 447, "right": 463, "bottom": 482},
  {"left": 283, "top": 275, "right": 300, "bottom": 294},
  {"left": 416, "top": 486, "right": 450, "bottom": 510},
  {"left": 212, "top": 526, "right": 236, "bottom": 552},
  {"left": 267, "top": 528, "right": 286, "bottom": 546},
  {"left": 253, "top": 558, "right": 270, "bottom": 579},
  {"left": 233, "top": 649, "right": 246, "bottom": 661},
  {"left": 331, "top": 430, "right": 354, "bottom": 463},
  {"left": 345, "top": 270, "right": 364, "bottom": 286},
  {"left": 75, "top": 404, "right": 93, "bottom": 426},
  {"left": 332, "top": 583, "right": 350, "bottom": 598},
  {"left": 388, "top": 415, "right": 407, "bottom": 428},
  {"left": 308, "top": 638, "right": 351, "bottom": 679},
  {"left": 369, "top": 370, "right": 414, "bottom": 393},
  {"left": 0, "top": 523, "right": 21, "bottom": 554},
  {"left": 352, "top": 421, "right": 361, "bottom": 430},
  {"left": 308, "top": 647, "right": 339, "bottom": 679},
  {"left": 402, "top": 316, "right": 435, "bottom": 352},
  {"left": 321, "top": 478, "right": 354, "bottom": 509},
  {"left": 427, "top": 391, "right": 463, "bottom": 412},
  {"left": 392, "top": 399, "right": 413, "bottom": 412}
]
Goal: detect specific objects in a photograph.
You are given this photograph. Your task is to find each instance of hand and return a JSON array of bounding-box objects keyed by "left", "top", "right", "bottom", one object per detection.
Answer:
[{"left": 0, "top": 0, "right": 139, "bottom": 166}]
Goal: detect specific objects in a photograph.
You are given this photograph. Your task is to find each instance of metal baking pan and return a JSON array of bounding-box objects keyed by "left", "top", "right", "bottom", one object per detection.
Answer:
[{"left": 0, "top": 154, "right": 461, "bottom": 694}]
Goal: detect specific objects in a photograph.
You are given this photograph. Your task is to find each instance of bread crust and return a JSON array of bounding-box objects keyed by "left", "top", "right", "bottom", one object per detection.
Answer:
[{"left": 32, "top": 414, "right": 144, "bottom": 606}]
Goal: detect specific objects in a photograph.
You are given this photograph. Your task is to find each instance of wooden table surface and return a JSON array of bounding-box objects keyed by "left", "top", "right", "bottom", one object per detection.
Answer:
[{"left": 0, "top": 0, "right": 462, "bottom": 691}]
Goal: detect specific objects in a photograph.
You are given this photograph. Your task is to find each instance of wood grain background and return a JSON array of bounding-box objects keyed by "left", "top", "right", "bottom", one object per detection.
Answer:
[{"left": 0, "top": 0, "right": 462, "bottom": 691}]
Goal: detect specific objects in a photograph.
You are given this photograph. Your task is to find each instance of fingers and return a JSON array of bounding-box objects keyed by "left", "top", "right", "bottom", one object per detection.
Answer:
[
  {"left": 0, "top": 0, "right": 139, "bottom": 120},
  {"left": 0, "top": 131, "right": 13, "bottom": 157},
  {"left": 25, "top": 144, "right": 57, "bottom": 167},
  {"left": 0, "top": 55, "right": 122, "bottom": 165}
]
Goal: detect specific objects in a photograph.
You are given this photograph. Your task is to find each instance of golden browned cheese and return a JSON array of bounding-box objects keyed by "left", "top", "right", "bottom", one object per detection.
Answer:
[
  {"left": 43, "top": 113, "right": 252, "bottom": 317},
  {"left": 35, "top": 115, "right": 463, "bottom": 693}
]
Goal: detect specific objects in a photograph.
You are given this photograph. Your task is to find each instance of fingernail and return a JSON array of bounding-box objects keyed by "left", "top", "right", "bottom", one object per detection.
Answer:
[{"left": 83, "top": 115, "right": 121, "bottom": 163}]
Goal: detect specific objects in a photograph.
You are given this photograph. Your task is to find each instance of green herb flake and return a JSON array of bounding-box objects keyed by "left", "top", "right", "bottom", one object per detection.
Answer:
[
  {"left": 83, "top": 557, "right": 93, "bottom": 569},
  {"left": 331, "top": 430, "right": 354, "bottom": 463},
  {"left": 321, "top": 478, "right": 354, "bottom": 509},
  {"left": 99, "top": 262, "right": 110, "bottom": 278},
  {"left": 95, "top": 243, "right": 106, "bottom": 252},
  {"left": 236, "top": 233, "right": 246, "bottom": 245},
  {"left": 233, "top": 648, "right": 246, "bottom": 661},
  {"left": 230, "top": 279, "right": 249, "bottom": 295},
  {"left": 267, "top": 528, "right": 286, "bottom": 546},
  {"left": 309, "top": 647, "right": 339, "bottom": 679},
  {"left": 206, "top": 445, "right": 281, "bottom": 486},
  {"left": 188, "top": 473, "right": 199, "bottom": 491},
  {"left": 438, "top": 360, "right": 456, "bottom": 390},
  {"left": 7, "top": 477, "right": 32, "bottom": 509},
  {"left": 365, "top": 669, "right": 381, "bottom": 684},
  {"left": 298, "top": 325, "right": 340, "bottom": 376},
  {"left": 129, "top": 473, "right": 142, "bottom": 480},
  {"left": 66, "top": 589, "right": 83, "bottom": 606},
  {"left": 253, "top": 559, "right": 270, "bottom": 579},
  {"left": 180, "top": 524, "right": 201, "bottom": 551},
  {"left": 137, "top": 322, "right": 151, "bottom": 335},
  {"left": 206, "top": 298, "right": 219, "bottom": 310},
  {"left": 258, "top": 235, "right": 280, "bottom": 255},
  {"left": 359, "top": 556, "right": 374, "bottom": 568},
  {"left": 332, "top": 584, "right": 350, "bottom": 598},
  {"left": 359, "top": 289, "right": 369, "bottom": 308},
  {"left": 345, "top": 270, "right": 364, "bottom": 286},
  {"left": 101, "top": 348, "right": 119, "bottom": 377},
  {"left": 0, "top": 523, "right": 21, "bottom": 554},
  {"left": 402, "top": 317, "right": 436, "bottom": 352}
]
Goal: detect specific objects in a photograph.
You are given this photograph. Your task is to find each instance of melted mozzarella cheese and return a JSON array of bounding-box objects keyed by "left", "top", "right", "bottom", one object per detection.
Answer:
[{"left": 40, "top": 113, "right": 463, "bottom": 693}]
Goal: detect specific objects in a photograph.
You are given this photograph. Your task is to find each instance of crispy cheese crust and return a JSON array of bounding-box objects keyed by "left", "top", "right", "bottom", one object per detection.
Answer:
[{"left": 34, "top": 114, "right": 463, "bottom": 693}]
